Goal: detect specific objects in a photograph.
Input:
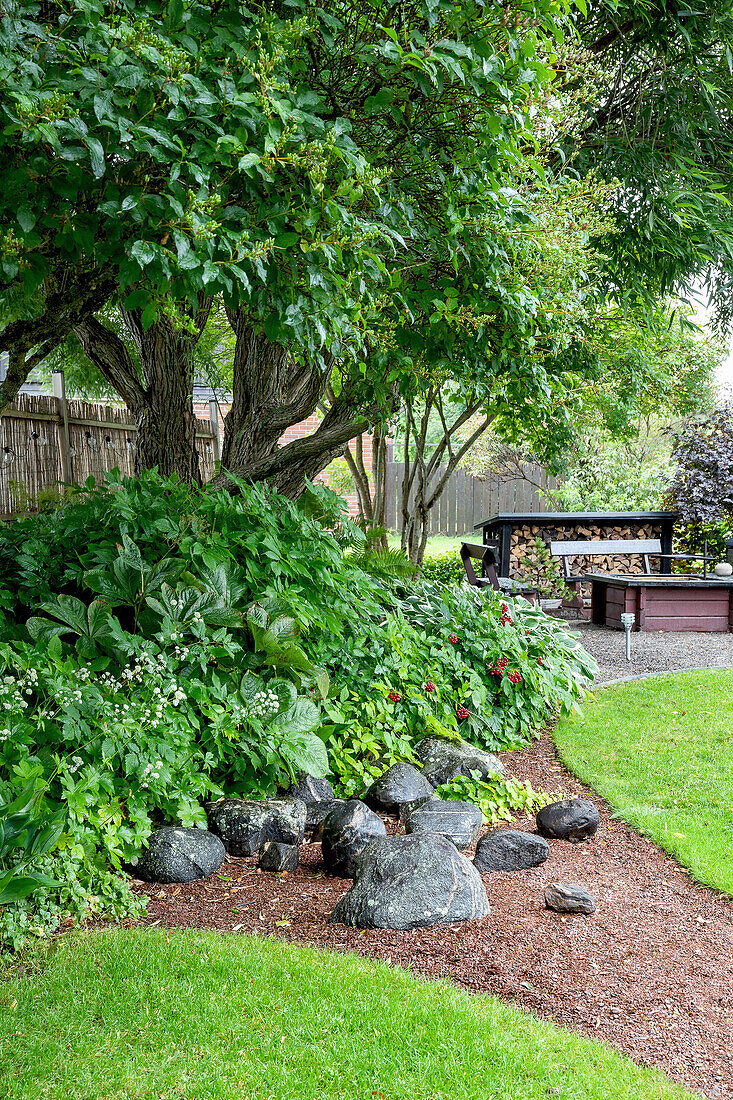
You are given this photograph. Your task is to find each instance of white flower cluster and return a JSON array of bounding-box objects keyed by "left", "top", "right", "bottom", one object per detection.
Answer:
[
  {"left": 248, "top": 689, "right": 280, "bottom": 720},
  {"left": 0, "top": 727, "right": 11, "bottom": 742},
  {"left": 0, "top": 666, "right": 38, "bottom": 710},
  {"left": 67, "top": 755, "right": 84, "bottom": 774},
  {"left": 140, "top": 759, "right": 164, "bottom": 788}
]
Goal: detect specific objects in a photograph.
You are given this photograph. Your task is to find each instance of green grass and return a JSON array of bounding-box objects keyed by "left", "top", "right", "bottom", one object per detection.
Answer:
[
  {"left": 388, "top": 533, "right": 465, "bottom": 555},
  {"left": 0, "top": 929, "right": 694, "bottom": 1100},
  {"left": 554, "top": 669, "right": 733, "bottom": 895}
]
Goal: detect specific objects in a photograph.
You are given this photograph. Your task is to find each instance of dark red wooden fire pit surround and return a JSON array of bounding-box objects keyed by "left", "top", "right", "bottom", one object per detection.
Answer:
[{"left": 585, "top": 572, "right": 733, "bottom": 632}]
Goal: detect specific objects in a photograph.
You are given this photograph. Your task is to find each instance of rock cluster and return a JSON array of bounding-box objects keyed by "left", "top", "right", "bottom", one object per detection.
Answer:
[{"left": 130, "top": 754, "right": 602, "bottom": 924}]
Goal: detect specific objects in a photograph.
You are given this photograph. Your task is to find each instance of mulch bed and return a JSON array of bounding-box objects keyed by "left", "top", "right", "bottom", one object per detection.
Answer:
[{"left": 129, "top": 733, "right": 733, "bottom": 1100}]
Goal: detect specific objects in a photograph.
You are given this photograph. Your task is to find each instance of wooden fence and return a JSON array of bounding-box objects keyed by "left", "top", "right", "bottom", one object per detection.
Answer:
[
  {"left": 382, "top": 461, "right": 559, "bottom": 537},
  {"left": 0, "top": 379, "right": 218, "bottom": 519}
]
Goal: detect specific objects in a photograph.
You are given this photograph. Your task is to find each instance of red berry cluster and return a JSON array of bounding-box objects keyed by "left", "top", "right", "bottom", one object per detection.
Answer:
[
  {"left": 424, "top": 681, "right": 435, "bottom": 693},
  {"left": 388, "top": 689, "right": 401, "bottom": 702},
  {"left": 456, "top": 706, "right": 469, "bottom": 720},
  {"left": 500, "top": 601, "right": 513, "bottom": 627},
  {"left": 490, "top": 657, "right": 510, "bottom": 676},
  {"left": 507, "top": 670, "right": 522, "bottom": 684},
  {"left": 448, "top": 633, "right": 458, "bottom": 643}
]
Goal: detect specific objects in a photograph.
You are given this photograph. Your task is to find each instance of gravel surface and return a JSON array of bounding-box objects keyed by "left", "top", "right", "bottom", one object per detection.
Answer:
[
  {"left": 549, "top": 616, "right": 733, "bottom": 683},
  {"left": 128, "top": 736, "right": 733, "bottom": 1099}
]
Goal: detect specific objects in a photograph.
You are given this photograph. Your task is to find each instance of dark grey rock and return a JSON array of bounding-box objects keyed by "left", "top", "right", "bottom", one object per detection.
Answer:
[
  {"left": 133, "top": 827, "right": 225, "bottom": 884},
  {"left": 405, "top": 797, "right": 483, "bottom": 850},
  {"left": 305, "top": 799, "right": 341, "bottom": 830},
  {"left": 536, "top": 798, "right": 600, "bottom": 843},
  {"left": 544, "top": 882, "right": 596, "bottom": 914},
  {"left": 364, "top": 762, "right": 433, "bottom": 813},
  {"left": 283, "top": 773, "right": 335, "bottom": 805},
  {"left": 331, "top": 831, "right": 490, "bottom": 929},
  {"left": 413, "top": 736, "right": 504, "bottom": 787},
  {"left": 206, "top": 798, "right": 306, "bottom": 856},
  {"left": 259, "top": 840, "right": 299, "bottom": 872},
  {"left": 474, "top": 829, "right": 550, "bottom": 872},
  {"left": 321, "top": 799, "right": 387, "bottom": 877}
]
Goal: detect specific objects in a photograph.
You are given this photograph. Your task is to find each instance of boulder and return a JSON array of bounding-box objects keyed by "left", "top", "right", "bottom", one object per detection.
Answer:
[
  {"left": 404, "top": 797, "right": 483, "bottom": 850},
  {"left": 259, "top": 840, "right": 299, "bottom": 872},
  {"left": 305, "top": 799, "right": 343, "bottom": 832},
  {"left": 331, "top": 832, "right": 490, "bottom": 929},
  {"left": 364, "top": 762, "right": 433, "bottom": 813},
  {"left": 536, "top": 798, "right": 600, "bottom": 843},
  {"left": 133, "top": 826, "right": 225, "bottom": 884},
  {"left": 474, "top": 829, "right": 550, "bottom": 872},
  {"left": 321, "top": 800, "right": 387, "bottom": 877},
  {"left": 544, "top": 882, "right": 596, "bottom": 915},
  {"left": 283, "top": 773, "right": 335, "bottom": 805},
  {"left": 413, "top": 736, "right": 504, "bottom": 787},
  {"left": 206, "top": 798, "right": 306, "bottom": 856}
]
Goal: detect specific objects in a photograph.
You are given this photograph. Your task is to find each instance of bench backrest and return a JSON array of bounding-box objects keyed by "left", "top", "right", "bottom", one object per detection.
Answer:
[
  {"left": 549, "top": 538, "right": 662, "bottom": 578},
  {"left": 460, "top": 542, "right": 500, "bottom": 588}
]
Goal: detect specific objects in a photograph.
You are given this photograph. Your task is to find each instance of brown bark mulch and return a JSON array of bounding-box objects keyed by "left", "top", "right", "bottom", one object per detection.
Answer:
[{"left": 129, "top": 733, "right": 733, "bottom": 1100}]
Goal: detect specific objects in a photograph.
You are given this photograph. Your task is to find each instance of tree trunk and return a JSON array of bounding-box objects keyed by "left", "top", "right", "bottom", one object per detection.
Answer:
[
  {"left": 399, "top": 390, "right": 494, "bottom": 567},
  {"left": 75, "top": 297, "right": 212, "bottom": 484},
  {"left": 210, "top": 313, "right": 397, "bottom": 500}
]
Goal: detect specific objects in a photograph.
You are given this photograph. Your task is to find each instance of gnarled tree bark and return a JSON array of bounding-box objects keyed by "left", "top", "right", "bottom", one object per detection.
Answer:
[{"left": 75, "top": 295, "right": 212, "bottom": 484}]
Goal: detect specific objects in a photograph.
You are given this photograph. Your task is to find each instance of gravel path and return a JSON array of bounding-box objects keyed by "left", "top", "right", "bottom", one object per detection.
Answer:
[{"left": 551, "top": 617, "right": 733, "bottom": 684}]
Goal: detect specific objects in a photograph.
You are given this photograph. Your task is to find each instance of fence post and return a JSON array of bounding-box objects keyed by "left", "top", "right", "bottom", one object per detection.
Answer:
[
  {"left": 208, "top": 398, "right": 221, "bottom": 464},
  {"left": 52, "top": 370, "right": 74, "bottom": 484}
]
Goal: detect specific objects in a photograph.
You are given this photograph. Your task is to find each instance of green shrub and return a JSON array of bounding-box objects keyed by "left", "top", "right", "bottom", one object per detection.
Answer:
[
  {"left": 418, "top": 550, "right": 465, "bottom": 586},
  {"left": 434, "top": 772, "right": 557, "bottom": 825},
  {"left": 0, "top": 471, "right": 596, "bottom": 951},
  {"left": 317, "top": 582, "right": 597, "bottom": 794}
]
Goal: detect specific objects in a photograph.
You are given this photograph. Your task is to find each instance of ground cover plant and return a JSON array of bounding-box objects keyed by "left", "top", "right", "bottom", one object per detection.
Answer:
[
  {"left": 0, "top": 928, "right": 695, "bottom": 1100},
  {"left": 0, "top": 470, "right": 594, "bottom": 950},
  {"left": 553, "top": 670, "right": 733, "bottom": 895}
]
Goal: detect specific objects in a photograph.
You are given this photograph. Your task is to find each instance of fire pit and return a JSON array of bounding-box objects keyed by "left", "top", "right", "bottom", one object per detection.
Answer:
[{"left": 584, "top": 572, "right": 733, "bottom": 632}]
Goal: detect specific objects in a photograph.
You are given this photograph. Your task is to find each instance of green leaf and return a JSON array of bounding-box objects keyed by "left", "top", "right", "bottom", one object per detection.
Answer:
[
  {"left": 279, "top": 732, "right": 329, "bottom": 777},
  {"left": 86, "top": 136, "right": 106, "bottom": 178}
]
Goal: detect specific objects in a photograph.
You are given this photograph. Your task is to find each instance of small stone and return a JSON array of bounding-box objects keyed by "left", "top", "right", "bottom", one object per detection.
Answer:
[
  {"left": 132, "top": 827, "right": 225, "bottom": 884},
  {"left": 474, "top": 829, "right": 550, "bottom": 872},
  {"left": 321, "top": 800, "right": 387, "bottom": 878},
  {"left": 364, "top": 762, "right": 433, "bottom": 813},
  {"left": 544, "top": 882, "right": 596, "bottom": 914},
  {"left": 259, "top": 841, "right": 299, "bottom": 872},
  {"left": 330, "top": 831, "right": 490, "bottom": 929},
  {"left": 404, "top": 797, "right": 483, "bottom": 850},
  {"left": 413, "top": 736, "right": 504, "bottom": 787},
  {"left": 206, "top": 798, "right": 307, "bottom": 856},
  {"left": 536, "top": 798, "right": 600, "bottom": 842},
  {"left": 283, "top": 773, "right": 335, "bottom": 804}
]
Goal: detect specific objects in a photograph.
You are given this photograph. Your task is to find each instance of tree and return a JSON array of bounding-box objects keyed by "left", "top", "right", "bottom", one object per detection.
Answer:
[
  {"left": 1, "top": 0, "right": 396, "bottom": 478},
  {"left": 566, "top": 1, "right": 733, "bottom": 317},
  {"left": 669, "top": 406, "right": 733, "bottom": 538}
]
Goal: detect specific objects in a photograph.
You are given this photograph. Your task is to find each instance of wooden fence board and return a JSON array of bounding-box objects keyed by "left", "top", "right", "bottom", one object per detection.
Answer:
[{"left": 0, "top": 389, "right": 217, "bottom": 519}]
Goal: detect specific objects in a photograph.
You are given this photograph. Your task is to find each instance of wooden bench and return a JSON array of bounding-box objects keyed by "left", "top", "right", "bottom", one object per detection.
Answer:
[
  {"left": 460, "top": 543, "right": 537, "bottom": 601},
  {"left": 549, "top": 538, "right": 662, "bottom": 610}
]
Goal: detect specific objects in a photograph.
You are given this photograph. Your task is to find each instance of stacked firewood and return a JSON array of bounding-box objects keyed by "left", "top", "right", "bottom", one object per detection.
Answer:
[{"left": 510, "top": 522, "right": 661, "bottom": 583}]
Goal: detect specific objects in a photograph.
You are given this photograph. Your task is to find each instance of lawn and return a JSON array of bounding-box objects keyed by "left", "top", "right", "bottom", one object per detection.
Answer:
[
  {"left": 553, "top": 669, "right": 733, "bottom": 895},
  {"left": 0, "top": 929, "right": 694, "bottom": 1100},
  {"left": 388, "top": 533, "right": 465, "bottom": 555}
]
